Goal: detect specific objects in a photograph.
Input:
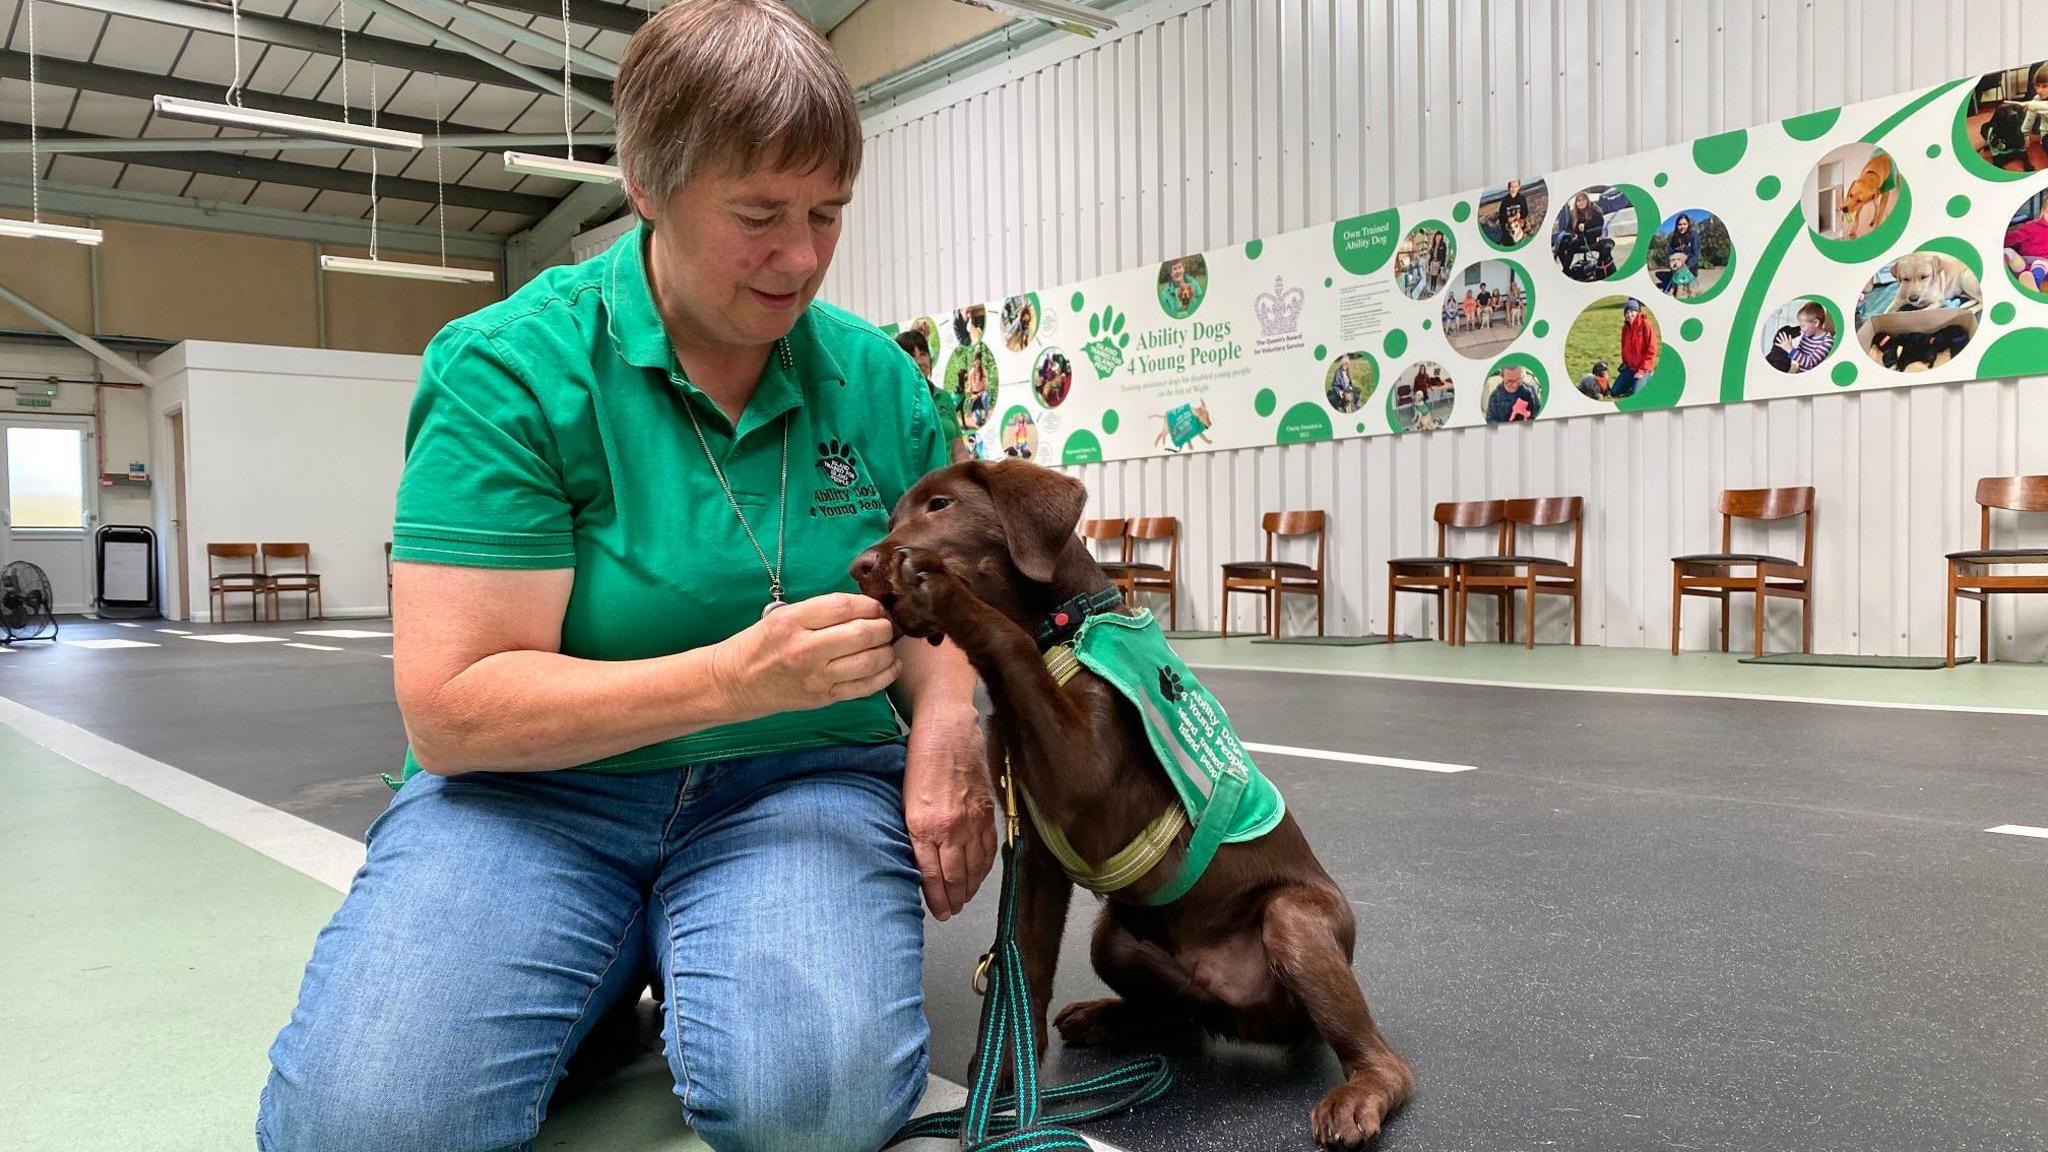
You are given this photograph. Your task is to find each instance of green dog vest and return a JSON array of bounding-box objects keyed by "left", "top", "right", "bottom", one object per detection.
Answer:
[{"left": 1029, "top": 609, "right": 1285, "bottom": 904}]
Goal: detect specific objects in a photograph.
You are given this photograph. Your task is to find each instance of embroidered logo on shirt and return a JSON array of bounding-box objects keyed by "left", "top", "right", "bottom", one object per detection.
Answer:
[{"left": 810, "top": 438, "right": 884, "bottom": 519}]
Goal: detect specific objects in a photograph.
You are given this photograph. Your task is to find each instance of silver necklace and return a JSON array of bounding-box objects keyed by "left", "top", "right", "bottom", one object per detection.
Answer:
[{"left": 678, "top": 340, "right": 794, "bottom": 618}]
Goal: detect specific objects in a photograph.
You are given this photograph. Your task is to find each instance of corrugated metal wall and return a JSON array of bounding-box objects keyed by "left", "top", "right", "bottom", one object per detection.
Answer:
[{"left": 823, "top": 0, "right": 2048, "bottom": 658}]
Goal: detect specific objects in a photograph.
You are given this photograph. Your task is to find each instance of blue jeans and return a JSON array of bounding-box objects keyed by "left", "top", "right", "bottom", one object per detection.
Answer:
[{"left": 257, "top": 743, "right": 930, "bottom": 1152}]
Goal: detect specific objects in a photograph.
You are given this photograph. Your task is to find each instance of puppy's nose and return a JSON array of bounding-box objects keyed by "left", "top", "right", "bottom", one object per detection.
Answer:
[{"left": 850, "top": 547, "right": 883, "bottom": 584}]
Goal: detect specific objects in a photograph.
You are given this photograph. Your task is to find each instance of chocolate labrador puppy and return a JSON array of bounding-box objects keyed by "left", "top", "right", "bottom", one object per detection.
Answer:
[{"left": 852, "top": 459, "right": 1413, "bottom": 1149}]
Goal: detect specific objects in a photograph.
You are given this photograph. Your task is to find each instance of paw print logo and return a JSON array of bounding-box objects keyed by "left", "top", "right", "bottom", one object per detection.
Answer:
[
  {"left": 816, "top": 439, "right": 861, "bottom": 488},
  {"left": 1157, "top": 666, "right": 1186, "bottom": 703},
  {"left": 1082, "top": 306, "right": 1130, "bottom": 379}
]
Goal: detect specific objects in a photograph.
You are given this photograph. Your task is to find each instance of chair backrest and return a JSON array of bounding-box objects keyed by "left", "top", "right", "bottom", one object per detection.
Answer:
[
  {"left": 1975, "top": 475, "right": 2048, "bottom": 548},
  {"left": 1719, "top": 486, "right": 1815, "bottom": 566},
  {"left": 1260, "top": 510, "right": 1327, "bottom": 571},
  {"left": 1128, "top": 516, "right": 1178, "bottom": 572},
  {"left": 1506, "top": 496, "right": 1584, "bottom": 567},
  {"left": 1078, "top": 518, "right": 1130, "bottom": 563},
  {"left": 208, "top": 543, "right": 258, "bottom": 576},
  {"left": 262, "top": 542, "right": 311, "bottom": 573},
  {"left": 1432, "top": 500, "right": 1507, "bottom": 557}
]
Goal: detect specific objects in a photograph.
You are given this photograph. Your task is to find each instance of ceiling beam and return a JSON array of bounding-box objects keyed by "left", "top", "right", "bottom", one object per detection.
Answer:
[
  {"left": 330, "top": 0, "right": 615, "bottom": 116},
  {"left": 0, "top": 131, "right": 615, "bottom": 156},
  {"left": 506, "top": 172, "right": 625, "bottom": 284},
  {"left": 42, "top": 0, "right": 613, "bottom": 105},
  {"left": 387, "top": 0, "right": 618, "bottom": 80},
  {"left": 0, "top": 276, "right": 157, "bottom": 385},
  {"left": 0, "top": 51, "right": 617, "bottom": 158},
  {"left": 477, "top": 0, "right": 648, "bottom": 35},
  {"left": 0, "top": 176, "right": 507, "bottom": 259},
  {"left": 2, "top": 124, "right": 557, "bottom": 216}
]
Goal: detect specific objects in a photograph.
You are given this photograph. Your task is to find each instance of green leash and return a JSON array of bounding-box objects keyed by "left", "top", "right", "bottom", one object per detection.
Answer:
[{"left": 887, "top": 782, "right": 1174, "bottom": 1149}]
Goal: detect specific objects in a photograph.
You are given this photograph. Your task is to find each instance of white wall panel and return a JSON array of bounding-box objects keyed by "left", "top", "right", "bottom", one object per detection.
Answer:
[{"left": 826, "top": 0, "right": 2048, "bottom": 659}]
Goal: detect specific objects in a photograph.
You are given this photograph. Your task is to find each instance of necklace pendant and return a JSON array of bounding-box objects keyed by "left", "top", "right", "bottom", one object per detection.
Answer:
[{"left": 762, "top": 597, "right": 786, "bottom": 619}]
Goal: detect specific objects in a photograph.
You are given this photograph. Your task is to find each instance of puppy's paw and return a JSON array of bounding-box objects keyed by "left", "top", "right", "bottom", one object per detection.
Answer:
[
  {"left": 880, "top": 547, "right": 967, "bottom": 643},
  {"left": 1310, "top": 1065, "right": 1413, "bottom": 1150},
  {"left": 1053, "top": 997, "right": 1146, "bottom": 1048}
]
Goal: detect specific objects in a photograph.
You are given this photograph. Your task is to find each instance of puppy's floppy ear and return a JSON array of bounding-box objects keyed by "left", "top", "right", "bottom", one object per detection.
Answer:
[{"left": 975, "top": 459, "right": 1088, "bottom": 583}]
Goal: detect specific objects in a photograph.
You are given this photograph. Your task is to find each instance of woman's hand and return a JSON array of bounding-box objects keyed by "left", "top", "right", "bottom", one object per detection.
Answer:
[
  {"left": 903, "top": 703, "right": 997, "bottom": 921},
  {"left": 711, "top": 593, "right": 901, "bottom": 721}
]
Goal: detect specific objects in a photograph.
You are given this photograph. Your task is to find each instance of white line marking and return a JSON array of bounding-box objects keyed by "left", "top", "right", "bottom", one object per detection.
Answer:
[
  {"left": 186, "top": 633, "right": 288, "bottom": 644},
  {"left": 283, "top": 642, "right": 345, "bottom": 652},
  {"left": 1242, "top": 741, "right": 1476, "bottom": 774},
  {"left": 115, "top": 622, "right": 140, "bottom": 628},
  {"left": 1184, "top": 661, "right": 2048, "bottom": 718},
  {"left": 157, "top": 628, "right": 192, "bottom": 635},
  {"left": 0, "top": 694, "right": 365, "bottom": 890},
  {"left": 1986, "top": 824, "right": 2048, "bottom": 840},
  {"left": 296, "top": 629, "right": 394, "bottom": 639},
  {"left": 60, "top": 638, "right": 159, "bottom": 650},
  {"left": 0, "top": 695, "right": 1128, "bottom": 1152}
]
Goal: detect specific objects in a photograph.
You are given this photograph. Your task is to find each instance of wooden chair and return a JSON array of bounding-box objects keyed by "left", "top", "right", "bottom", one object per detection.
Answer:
[
  {"left": 208, "top": 543, "right": 269, "bottom": 623},
  {"left": 1079, "top": 518, "right": 1129, "bottom": 569},
  {"left": 1670, "top": 487, "right": 1815, "bottom": 658},
  {"left": 1220, "top": 511, "right": 1327, "bottom": 638},
  {"left": 262, "top": 542, "right": 323, "bottom": 621},
  {"left": 1111, "top": 517, "right": 1181, "bottom": 629},
  {"left": 1386, "top": 500, "right": 1506, "bottom": 644},
  {"left": 1459, "top": 497, "right": 1585, "bottom": 649},
  {"left": 1946, "top": 475, "right": 2048, "bottom": 667}
]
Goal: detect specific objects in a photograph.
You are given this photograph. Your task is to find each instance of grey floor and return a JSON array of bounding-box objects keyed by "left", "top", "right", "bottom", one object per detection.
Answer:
[{"left": 7, "top": 616, "right": 2047, "bottom": 1151}]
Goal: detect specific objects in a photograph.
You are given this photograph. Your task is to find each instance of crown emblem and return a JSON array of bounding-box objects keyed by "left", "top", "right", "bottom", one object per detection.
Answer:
[{"left": 1255, "top": 276, "right": 1305, "bottom": 336}]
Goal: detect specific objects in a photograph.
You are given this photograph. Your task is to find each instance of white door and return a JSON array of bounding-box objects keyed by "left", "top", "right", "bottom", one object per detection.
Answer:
[{"left": 0, "top": 416, "right": 99, "bottom": 615}]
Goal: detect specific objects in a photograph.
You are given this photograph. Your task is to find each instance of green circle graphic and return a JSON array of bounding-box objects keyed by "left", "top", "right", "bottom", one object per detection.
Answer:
[
  {"left": 1061, "top": 429, "right": 1103, "bottom": 466},
  {"left": 1991, "top": 301, "right": 2018, "bottom": 325},
  {"left": 1276, "top": 402, "right": 1335, "bottom": 445},
  {"left": 1692, "top": 128, "right": 1748, "bottom": 175},
  {"left": 1070, "top": 291, "right": 1086, "bottom": 312},
  {"left": 1654, "top": 172, "right": 1669, "bottom": 188},
  {"left": 1977, "top": 327, "right": 2048, "bottom": 378},
  {"left": 1332, "top": 208, "right": 1402, "bottom": 276},
  {"left": 1831, "top": 360, "right": 1858, "bottom": 387},
  {"left": 1314, "top": 344, "right": 1327, "bottom": 361},
  {"left": 1453, "top": 201, "right": 1473, "bottom": 223},
  {"left": 1926, "top": 144, "right": 1942, "bottom": 159},
  {"left": 1254, "top": 389, "right": 1277, "bottom": 418},
  {"left": 1384, "top": 328, "right": 1409, "bottom": 358},
  {"left": 1783, "top": 107, "right": 1841, "bottom": 142},
  {"left": 1324, "top": 277, "right": 1334, "bottom": 288},
  {"left": 1615, "top": 343, "right": 1685, "bottom": 411},
  {"left": 1245, "top": 238, "right": 1265, "bottom": 260},
  {"left": 1533, "top": 319, "right": 1550, "bottom": 338},
  {"left": 1946, "top": 194, "right": 1972, "bottom": 218},
  {"left": 1422, "top": 319, "right": 1432, "bottom": 330},
  {"left": 1102, "top": 409, "right": 1121, "bottom": 434},
  {"left": 1681, "top": 318, "right": 1704, "bottom": 341},
  {"left": 1757, "top": 175, "right": 1783, "bottom": 200}
]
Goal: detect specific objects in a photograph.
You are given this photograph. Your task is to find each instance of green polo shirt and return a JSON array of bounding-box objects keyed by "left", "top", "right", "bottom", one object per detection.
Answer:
[{"left": 391, "top": 225, "right": 951, "bottom": 776}]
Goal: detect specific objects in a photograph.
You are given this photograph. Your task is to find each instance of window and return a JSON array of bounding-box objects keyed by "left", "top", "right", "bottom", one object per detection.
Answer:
[{"left": 8, "top": 427, "right": 84, "bottom": 529}]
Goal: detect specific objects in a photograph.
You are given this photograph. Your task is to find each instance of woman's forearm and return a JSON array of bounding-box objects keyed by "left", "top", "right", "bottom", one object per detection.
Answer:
[
  {"left": 407, "top": 645, "right": 745, "bottom": 775},
  {"left": 891, "top": 635, "right": 980, "bottom": 723}
]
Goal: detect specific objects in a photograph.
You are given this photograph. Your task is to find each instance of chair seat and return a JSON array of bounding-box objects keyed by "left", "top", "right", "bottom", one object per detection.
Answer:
[
  {"left": 1946, "top": 548, "right": 2048, "bottom": 563},
  {"left": 211, "top": 574, "right": 269, "bottom": 586},
  {"left": 1118, "top": 561, "right": 1169, "bottom": 573},
  {"left": 1222, "top": 561, "right": 1315, "bottom": 574},
  {"left": 1672, "top": 552, "right": 1800, "bottom": 567},
  {"left": 269, "top": 572, "right": 323, "bottom": 582},
  {"left": 1385, "top": 556, "right": 1463, "bottom": 568},
  {"left": 1462, "top": 554, "right": 1571, "bottom": 568}
]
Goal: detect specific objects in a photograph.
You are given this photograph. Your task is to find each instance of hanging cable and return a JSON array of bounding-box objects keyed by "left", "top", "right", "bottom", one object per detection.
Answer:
[
  {"left": 226, "top": 0, "right": 245, "bottom": 107},
  {"left": 26, "top": 0, "right": 38, "bottom": 222},
  {"left": 334, "top": 0, "right": 351, "bottom": 126},
  {"left": 561, "top": 0, "right": 575, "bottom": 157},
  {"left": 433, "top": 73, "right": 447, "bottom": 268},
  {"left": 367, "top": 43, "right": 379, "bottom": 260}
]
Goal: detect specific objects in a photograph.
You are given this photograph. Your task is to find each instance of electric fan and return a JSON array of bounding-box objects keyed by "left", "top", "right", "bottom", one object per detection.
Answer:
[{"left": 1, "top": 561, "right": 59, "bottom": 642}]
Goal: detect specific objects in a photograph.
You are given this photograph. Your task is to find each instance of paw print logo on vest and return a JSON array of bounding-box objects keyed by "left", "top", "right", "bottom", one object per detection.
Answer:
[
  {"left": 1157, "top": 666, "right": 1186, "bottom": 703},
  {"left": 816, "top": 440, "right": 861, "bottom": 488}
]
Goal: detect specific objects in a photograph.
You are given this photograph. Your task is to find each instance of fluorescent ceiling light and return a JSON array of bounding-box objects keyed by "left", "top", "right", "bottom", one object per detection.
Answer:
[
  {"left": 0, "top": 218, "right": 104, "bottom": 246},
  {"left": 955, "top": 0, "right": 1117, "bottom": 34},
  {"left": 320, "top": 255, "right": 495, "bottom": 283},
  {"left": 501, "top": 151, "right": 622, "bottom": 184},
  {"left": 153, "top": 95, "right": 424, "bottom": 151}
]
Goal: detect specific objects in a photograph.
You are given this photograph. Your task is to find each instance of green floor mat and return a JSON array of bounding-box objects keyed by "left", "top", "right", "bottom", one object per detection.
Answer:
[
  {"left": 1249, "top": 634, "right": 1429, "bottom": 647},
  {"left": 1739, "top": 653, "right": 1974, "bottom": 669},
  {"left": 1161, "top": 630, "right": 1224, "bottom": 640}
]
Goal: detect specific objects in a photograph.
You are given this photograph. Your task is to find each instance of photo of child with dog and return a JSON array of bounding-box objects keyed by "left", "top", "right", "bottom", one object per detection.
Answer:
[
  {"left": 1478, "top": 177, "right": 1548, "bottom": 249},
  {"left": 1443, "top": 260, "right": 1531, "bottom": 359},
  {"left": 1155, "top": 254, "right": 1208, "bottom": 319},
  {"left": 1000, "top": 407, "right": 1039, "bottom": 459},
  {"left": 1323, "top": 351, "right": 1376, "bottom": 413},
  {"left": 1963, "top": 61, "right": 2048, "bottom": 173},
  {"left": 1759, "top": 298, "right": 1838, "bottom": 375},
  {"left": 1648, "top": 210, "right": 1730, "bottom": 300},
  {"left": 1854, "top": 251, "right": 1983, "bottom": 373},
  {"left": 1550, "top": 186, "right": 1636, "bottom": 283},
  {"left": 1803, "top": 143, "right": 1901, "bottom": 242},
  {"left": 1482, "top": 361, "right": 1543, "bottom": 424},
  {"left": 1389, "top": 362, "right": 1455, "bottom": 432},
  {"left": 1395, "top": 223, "right": 1454, "bottom": 299},
  {"left": 2004, "top": 188, "right": 2048, "bottom": 300},
  {"left": 1000, "top": 293, "right": 1039, "bottom": 352},
  {"left": 1032, "top": 348, "right": 1074, "bottom": 407},
  {"left": 944, "top": 339, "right": 1000, "bottom": 432},
  {"left": 1566, "top": 295, "right": 1659, "bottom": 401}
]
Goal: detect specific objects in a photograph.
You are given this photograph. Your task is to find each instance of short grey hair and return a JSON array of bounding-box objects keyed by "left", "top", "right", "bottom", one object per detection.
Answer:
[{"left": 614, "top": 0, "right": 863, "bottom": 212}]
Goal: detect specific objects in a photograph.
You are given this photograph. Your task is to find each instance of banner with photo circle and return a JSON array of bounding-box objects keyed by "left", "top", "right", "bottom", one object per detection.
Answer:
[{"left": 888, "top": 59, "right": 2048, "bottom": 465}]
